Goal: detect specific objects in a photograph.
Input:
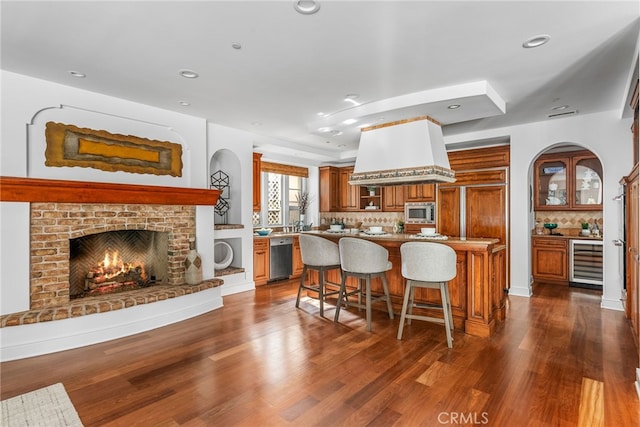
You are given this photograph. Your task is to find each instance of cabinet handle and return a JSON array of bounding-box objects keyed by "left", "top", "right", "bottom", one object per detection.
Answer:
[{"left": 612, "top": 239, "right": 625, "bottom": 247}]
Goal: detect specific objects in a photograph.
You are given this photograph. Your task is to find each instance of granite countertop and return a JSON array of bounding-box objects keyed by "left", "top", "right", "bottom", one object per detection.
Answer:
[
  {"left": 253, "top": 232, "right": 300, "bottom": 239},
  {"left": 302, "top": 230, "right": 501, "bottom": 247},
  {"left": 532, "top": 232, "right": 603, "bottom": 241}
]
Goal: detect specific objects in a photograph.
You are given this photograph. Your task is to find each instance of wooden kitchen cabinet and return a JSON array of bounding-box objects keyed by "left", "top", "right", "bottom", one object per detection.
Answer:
[
  {"left": 359, "top": 185, "right": 382, "bottom": 210},
  {"left": 405, "top": 183, "right": 435, "bottom": 202},
  {"left": 291, "top": 235, "right": 305, "bottom": 279},
  {"left": 319, "top": 166, "right": 340, "bottom": 212},
  {"left": 382, "top": 186, "right": 406, "bottom": 211},
  {"left": 436, "top": 186, "right": 461, "bottom": 237},
  {"left": 534, "top": 150, "right": 602, "bottom": 211},
  {"left": 532, "top": 237, "right": 568, "bottom": 283},
  {"left": 339, "top": 166, "right": 360, "bottom": 211},
  {"left": 253, "top": 238, "right": 269, "bottom": 286},
  {"left": 253, "top": 153, "right": 262, "bottom": 212},
  {"left": 624, "top": 81, "right": 639, "bottom": 350},
  {"left": 624, "top": 164, "right": 639, "bottom": 345}
]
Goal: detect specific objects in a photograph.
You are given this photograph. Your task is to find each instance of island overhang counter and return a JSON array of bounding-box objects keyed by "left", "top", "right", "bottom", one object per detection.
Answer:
[{"left": 302, "top": 231, "right": 507, "bottom": 338}]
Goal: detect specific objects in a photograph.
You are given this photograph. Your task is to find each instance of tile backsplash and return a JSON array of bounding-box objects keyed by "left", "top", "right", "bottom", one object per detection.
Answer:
[
  {"left": 534, "top": 210, "right": 603, "bottom": 235},
  {"left": 320, "top": 212, "right": 404, "bottom": 229}
]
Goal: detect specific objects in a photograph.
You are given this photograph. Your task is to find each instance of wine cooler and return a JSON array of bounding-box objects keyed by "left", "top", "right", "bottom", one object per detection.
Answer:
[{"left": 570, "top": 239, "right": 603, "bottom": 288}]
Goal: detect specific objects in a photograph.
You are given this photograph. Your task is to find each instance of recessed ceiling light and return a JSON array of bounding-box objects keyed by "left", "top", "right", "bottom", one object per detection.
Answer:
[
  {"left": 344, "top": 94, "right": 361, "bottom": 106},
  {"left": 231, "top": 42, "right": 242, "bottom": 50},
  {"left": 317, "top": 127, "right": 331, "bottom": 133},
  {"left": 447, "top": 104, "right": 461, "bottom": 109},
  {"left": 69, "top": 71, "right": 86, "bottom": 78},
  {"left": 342, "top": 118, "right": 357, "bottom": 125},
  {"left": 338, "top": 144, "right": 346, "bottom": 148},
  {"left": 179, "top": 69, "right": 199, "bottom": 79},
  {"left": 179, "top": 101, "right": 190, "bottom": 106},
  {"left": 330, "top": 130, "right": 343, "bottom": 136},
  {"left": 522, "top": 34, "right": 551, "bottom": 48},
  {"left": 293, "top": 0, "right": 320, "bottom": 15},
  {"left": 551, "top": 105, "right": 569, "bottom": 111}
]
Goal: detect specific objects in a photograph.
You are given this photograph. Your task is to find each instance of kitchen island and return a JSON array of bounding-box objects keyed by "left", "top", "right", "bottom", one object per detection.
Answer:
[{"left": 304, "top": 231, "right": 507, "bottom": 338}]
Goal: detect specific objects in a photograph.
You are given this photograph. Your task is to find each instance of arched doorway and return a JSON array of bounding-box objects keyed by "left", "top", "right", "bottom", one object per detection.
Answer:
[{"left": 530, "top": 143, "right": 603, "bottom": 291}]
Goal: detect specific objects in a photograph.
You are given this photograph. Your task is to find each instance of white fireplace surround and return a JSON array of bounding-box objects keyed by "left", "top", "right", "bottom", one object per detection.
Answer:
[{"left": 0, "top": 178, "right": 223, "bottom": 361}]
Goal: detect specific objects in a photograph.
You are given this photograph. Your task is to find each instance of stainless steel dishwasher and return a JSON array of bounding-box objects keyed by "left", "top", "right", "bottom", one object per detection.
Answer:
[{"left": 269, "top": 236, "right": 293, "bottom": 281}]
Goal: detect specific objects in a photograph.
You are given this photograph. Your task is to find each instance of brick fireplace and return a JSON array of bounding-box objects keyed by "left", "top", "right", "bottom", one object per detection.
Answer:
[{"left": 0, "top": 177, "right": 221, "bottom": 328}]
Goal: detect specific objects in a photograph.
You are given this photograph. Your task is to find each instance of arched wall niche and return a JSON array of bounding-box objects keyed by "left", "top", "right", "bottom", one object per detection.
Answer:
[{"left": 210, "top": 149, "right": 242, "bottom": 225}]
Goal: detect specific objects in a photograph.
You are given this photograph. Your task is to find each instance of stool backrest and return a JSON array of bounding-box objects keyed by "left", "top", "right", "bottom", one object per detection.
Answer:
[
  {"left": 299, "top": 234, "right": 340, "bottom": 266},
  {"left": 339, "top": 237, "right": 389, "bottom": 274},
  {"left": 400, "top": 242, "right": 457, "bottom": 282}
]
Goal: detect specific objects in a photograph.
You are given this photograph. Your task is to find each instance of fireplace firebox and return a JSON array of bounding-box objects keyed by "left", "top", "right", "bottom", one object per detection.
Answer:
[{"left": 69, "top": 230, "right": 168, "bottom": 299}]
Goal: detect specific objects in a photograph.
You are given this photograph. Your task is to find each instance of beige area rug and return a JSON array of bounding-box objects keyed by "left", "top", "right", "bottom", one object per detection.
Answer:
[{"left": 1, "top": 383, "right": 83, "bottom": 426}]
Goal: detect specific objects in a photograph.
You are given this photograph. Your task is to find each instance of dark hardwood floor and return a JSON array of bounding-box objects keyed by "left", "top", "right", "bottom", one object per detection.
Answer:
[{"left": 1, "top": 280, "right": 639, "bottom": 426}]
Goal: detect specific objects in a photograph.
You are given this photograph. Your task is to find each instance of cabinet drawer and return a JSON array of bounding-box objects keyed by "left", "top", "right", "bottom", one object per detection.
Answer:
[
  {"left": 254, "top": 238, "right": 269, "bottom": 250},
  {"left": 532, "top": 237, "right": 568, "bottom": 249}
]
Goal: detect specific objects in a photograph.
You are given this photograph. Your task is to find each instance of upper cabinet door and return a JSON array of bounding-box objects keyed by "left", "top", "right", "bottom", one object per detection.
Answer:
[
  {"left": 252, "top": 153, "right": 262, "bottom": 212},
  {"left": 534, "top": 150, "right": 602, "bottom": 211},
  {"left": 535, "top": 157, "right": 569, "bottom": 210},
  {"left": 319, "top": 166, "right": 340, "bottom": 212},
  {"left": 405, "top": 183, "right": 435, "bottom": 202},
  {"left": 573, "top": 155, "right": 603, "bottom": 208}
]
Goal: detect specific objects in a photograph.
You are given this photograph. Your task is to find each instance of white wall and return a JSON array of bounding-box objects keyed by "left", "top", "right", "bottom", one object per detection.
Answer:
[
  {"left": 447, "top": 110, "right": 633, "bottom": 309},
  {"left": 0, "top": 70, "right": 213, "bottom": 313}
]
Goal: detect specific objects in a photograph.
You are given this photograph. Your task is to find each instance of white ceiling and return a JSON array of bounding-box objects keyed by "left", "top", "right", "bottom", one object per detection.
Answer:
[{"left": 2, "top": 1, "right": 639, "bottom": 165}]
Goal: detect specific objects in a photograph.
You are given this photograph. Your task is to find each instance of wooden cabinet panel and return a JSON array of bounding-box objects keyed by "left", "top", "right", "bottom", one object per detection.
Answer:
[
  {"left": 437, "top": 187, "right": 461, "bottom": 237},
  {"left": 339, "top": 166, "right": 360, "bottom": 211},
  {"left": 253, "top": 153, "right": 262, "bottom": 212},
  {"left": 624, "top": 165, "right": 639, "bottom": 341},
  {"left": 405, "top": 183, "right": 435, "bottom": 202},
  {"left": 319, "top": 166, "right": 340, "bottom": 212},
  {"left": 253, "top": 238, "right": 269, "bottom": 286},
  {"left": 532, "top": 237, "right": 568, "bottom": 283},
  {"left": 382, "top": 186, "right": 405, "bottom": 211},
  {"left": 448, "top": 145, "right": 510, "bottom": 170},
  {"left": 466, "top": 186, "right": 507, "bottom": 244},
  {"left": 291, "top": 236, "right": 304, "bottom": 278}
]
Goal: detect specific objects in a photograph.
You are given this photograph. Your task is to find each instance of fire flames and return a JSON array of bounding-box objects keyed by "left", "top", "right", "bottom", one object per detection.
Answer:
[{"left": 85, "top": 250, "right": 148, "bottom": 294}]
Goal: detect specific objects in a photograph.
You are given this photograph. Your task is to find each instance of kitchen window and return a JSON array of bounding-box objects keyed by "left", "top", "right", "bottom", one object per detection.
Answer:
[{"left": 253, "top": 172, "right": 307, "bottom": 227}]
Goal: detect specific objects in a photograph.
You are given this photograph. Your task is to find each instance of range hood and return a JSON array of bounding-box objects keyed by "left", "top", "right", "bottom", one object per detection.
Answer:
[{"left": 348, "top": 116, "right": 455, "bottom": 187}]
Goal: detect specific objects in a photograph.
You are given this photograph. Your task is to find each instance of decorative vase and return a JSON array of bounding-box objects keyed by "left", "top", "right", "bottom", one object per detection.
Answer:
[
  {"left": 300, "top": 213, "right": 305, "bottom": 225},
  {"left": 184, "top": 238, "right": 202, "bottom": 285}
]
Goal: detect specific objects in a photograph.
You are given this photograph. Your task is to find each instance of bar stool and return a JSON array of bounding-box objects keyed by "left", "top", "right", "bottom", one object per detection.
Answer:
[
  {"left": 295, "top": 234, "right": 342, "bottom": 317},
  {"left": 334, "top": 237, "right": 395, "bottom": 331},
  {"left": 397, "top": 241, "right": 456, "bottom": 348}
]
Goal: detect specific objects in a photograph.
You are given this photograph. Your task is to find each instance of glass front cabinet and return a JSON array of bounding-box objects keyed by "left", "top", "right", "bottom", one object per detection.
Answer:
[{"left": 534, "top": 150, "right": 602, "bottom": 211}]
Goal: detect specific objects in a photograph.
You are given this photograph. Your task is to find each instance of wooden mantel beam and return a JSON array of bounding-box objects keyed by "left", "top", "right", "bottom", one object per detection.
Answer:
[{"left": 0, "top": 176, "right": 220, "bottom": 206}]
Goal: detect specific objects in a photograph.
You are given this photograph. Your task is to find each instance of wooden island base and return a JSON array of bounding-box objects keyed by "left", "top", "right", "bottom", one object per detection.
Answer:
[{"left": 305, "top": 231, "right": 507, "bottom": 338}]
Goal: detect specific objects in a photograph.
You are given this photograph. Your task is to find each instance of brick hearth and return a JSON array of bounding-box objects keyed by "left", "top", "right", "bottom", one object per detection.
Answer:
[
  {"left": 0, "top": 280, "right": 221, "bottom": 327},
  {"left": 0, "top": 177, "right": 222, "bottom": 329}
]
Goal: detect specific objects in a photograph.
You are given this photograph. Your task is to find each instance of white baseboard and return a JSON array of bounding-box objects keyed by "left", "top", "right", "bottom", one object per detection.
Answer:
[
  {"left": 635, "top": 368, "right": 640, "bottom": 400},
  {"left": 600, "top": 297, "right": 624, "bottom": 311},
  {"left": 221, "top": 280, "right": 256, "bottom": 296},
  {"left": 0, "top": 287, "right": 223, "bottom": 362},
  {"left": 508, "top": 286, "right": 533, "bottom": 297}
]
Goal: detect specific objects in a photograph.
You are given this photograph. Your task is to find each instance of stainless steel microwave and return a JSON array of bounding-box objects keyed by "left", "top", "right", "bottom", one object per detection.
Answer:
[{"left": 404, "top": 202, "right": 436, "bottom": 224}]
